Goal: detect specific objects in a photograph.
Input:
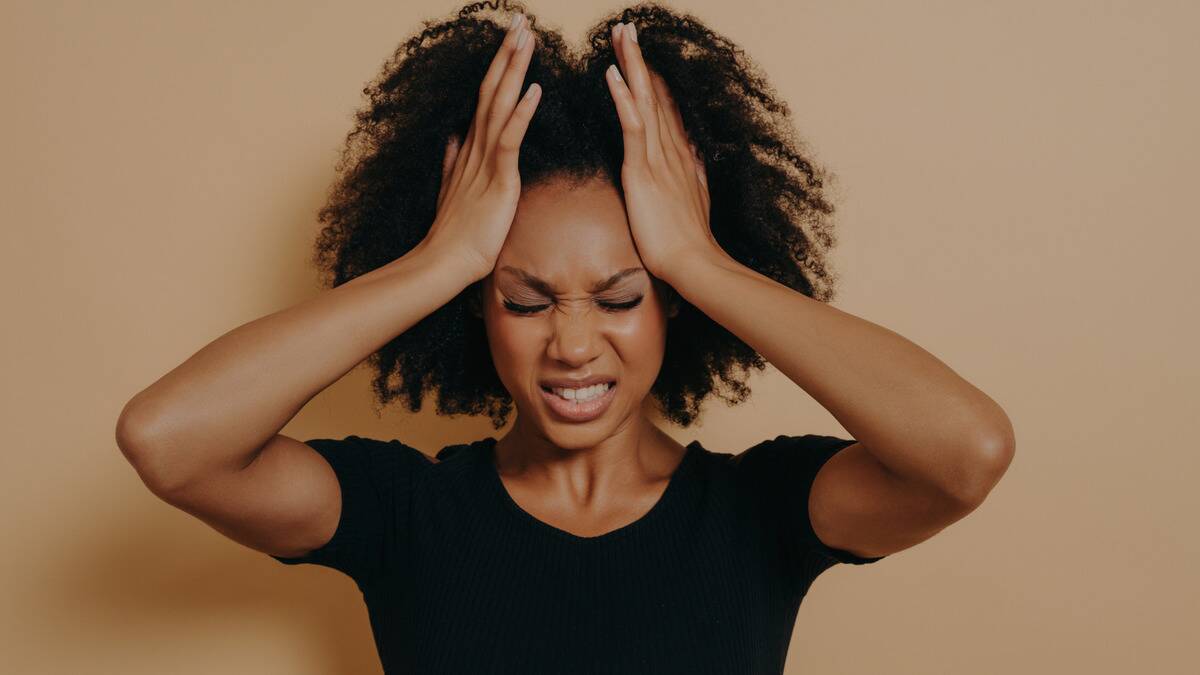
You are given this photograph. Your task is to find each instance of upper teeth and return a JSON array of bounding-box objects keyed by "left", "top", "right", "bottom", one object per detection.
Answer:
[{"left": 550, "top": 382, "right": 611, "bottom": 401}]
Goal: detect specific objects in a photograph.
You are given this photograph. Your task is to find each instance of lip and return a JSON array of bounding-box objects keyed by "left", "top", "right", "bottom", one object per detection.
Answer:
[
  {"left": 539, "top": 375, "right": 617, "bottom": 388},
  {"left": 539, "top": 381, "right": 618, "bottom": 423}
]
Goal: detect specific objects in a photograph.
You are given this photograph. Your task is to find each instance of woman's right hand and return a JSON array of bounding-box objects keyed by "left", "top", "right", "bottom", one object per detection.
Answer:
[{"left": 422, "top": 12, "right": 541, "bottom": 281}]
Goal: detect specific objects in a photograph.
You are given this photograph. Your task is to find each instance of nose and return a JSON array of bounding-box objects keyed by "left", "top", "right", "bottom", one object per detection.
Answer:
[{"left": 546, "top": 303, "right": 603, "bottom": 366}]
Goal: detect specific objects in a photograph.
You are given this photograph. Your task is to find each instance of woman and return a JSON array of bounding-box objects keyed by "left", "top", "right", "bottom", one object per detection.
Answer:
[{"left": 115, "top": 3, "right": 1015, "bottom": 672}]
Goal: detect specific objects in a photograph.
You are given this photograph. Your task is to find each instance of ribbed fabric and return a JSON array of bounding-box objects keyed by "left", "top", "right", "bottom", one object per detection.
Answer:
[{"left": 272, "top": 433, "right": 886, "bottom": 674}]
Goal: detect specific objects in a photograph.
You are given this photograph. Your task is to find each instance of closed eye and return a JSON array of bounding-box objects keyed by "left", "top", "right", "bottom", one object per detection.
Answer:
[
  {"left": 502, "top": 300, "right": 548, "bottom": 314},
  {"left": 503, "top": 296, "right": 643, "bottom": 315}
]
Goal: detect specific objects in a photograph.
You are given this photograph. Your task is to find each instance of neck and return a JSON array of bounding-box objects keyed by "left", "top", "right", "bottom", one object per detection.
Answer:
[{"left": 494, "top": 410, "right": 674, "bottom": 483}]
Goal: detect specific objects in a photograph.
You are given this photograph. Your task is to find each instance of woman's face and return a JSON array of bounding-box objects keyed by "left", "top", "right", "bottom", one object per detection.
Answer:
[{"left": 476, "top": 175, "right": 678, "bottom": 448}]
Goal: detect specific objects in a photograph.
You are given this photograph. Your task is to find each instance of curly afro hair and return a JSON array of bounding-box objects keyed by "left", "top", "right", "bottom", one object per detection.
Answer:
[{"left": 312, "top": 0, "right": 846, "bottom": 430}]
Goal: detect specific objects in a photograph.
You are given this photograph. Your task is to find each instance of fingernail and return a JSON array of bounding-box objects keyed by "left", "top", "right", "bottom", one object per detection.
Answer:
[
  {"left": 510, "top": 13, "right": 522, "bottom": 31},
  {"left": 516, "top": 25, "right": 529, "bottom": 48},
  {"left": 629, "top": 23, "right": 637, "bottom": 43},
  {"left": 608, "top": 63, "right": 622, "bottom": 82}
]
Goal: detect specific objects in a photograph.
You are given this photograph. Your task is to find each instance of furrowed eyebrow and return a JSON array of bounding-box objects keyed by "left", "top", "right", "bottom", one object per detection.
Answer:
[{"left": 500, "top": 266, "right": 646, "bottom": 295}]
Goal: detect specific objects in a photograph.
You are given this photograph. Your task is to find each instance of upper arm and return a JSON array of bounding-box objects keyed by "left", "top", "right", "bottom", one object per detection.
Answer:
[
  {"left": 155, "top": 434, "right": 344, "bottom": 560},
  {"left": 154, "top": 433, "right": 430, "bottom": 585},
  {"left": 808, "top": 440, "right": 982, "bottom": 561},
  {"left": 733, "top": 433, "right": 990, "bottom": 570}
]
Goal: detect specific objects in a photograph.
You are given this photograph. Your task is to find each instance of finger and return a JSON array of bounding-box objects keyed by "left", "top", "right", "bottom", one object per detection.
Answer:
[
  {"left": 476, "top": 13, "right": 526, "bottom": 116},
  {"left": 614, "top": 22, "right": 667, "bottom": 168},
  {"left": 495, "top": 82, "right": 542, "bottom": 177},
  {"left": 605, "top": 60, "right": 647, "bottom": 169},
  {"left": 691, "top": 142, "right": 709, "bottom": 198},
  {"left": 451, "top": 117, "right": 477, "bottom": 192},
  {"left": 689, "top": 143, "right": 708, "bottom": 207},
  {"left": 471, "top": 13, "right": 528, "bottom": 160},
  {"left": 648, "top": 70, "right": 688, "bottom": 178},
  {"left": 652, "top": 76, "right": 685, "bottom": 177},
  {"left": 648, "top": 70, "right": 693, "bottom": 173},
  {"left": 438, "top": 133, "right": 461, "bottom": 208},
  {"left": 485, "top": 21, "right": 536, "bottom": 151}
]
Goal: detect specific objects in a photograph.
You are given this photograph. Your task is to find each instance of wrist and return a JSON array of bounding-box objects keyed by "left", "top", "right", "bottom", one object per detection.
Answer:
[
  {"left": 411, "top": 236, "right": 492, "bottom": 284},
  {"left": 657, "top": 244, "right": 739, "bottom": 287}
]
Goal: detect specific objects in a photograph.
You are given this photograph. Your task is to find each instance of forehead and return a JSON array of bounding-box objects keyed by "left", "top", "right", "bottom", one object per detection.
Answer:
[{"left": 496, "top": 176, "right": 641, "bottom": 288}]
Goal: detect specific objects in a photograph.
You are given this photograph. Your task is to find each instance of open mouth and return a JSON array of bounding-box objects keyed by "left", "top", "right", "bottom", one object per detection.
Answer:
[
  {"left": 538, "top": 381, "right": 618, "bottom": 422},
  {"left": 539, "top": 380, "right": 616, "bottom": 397}
]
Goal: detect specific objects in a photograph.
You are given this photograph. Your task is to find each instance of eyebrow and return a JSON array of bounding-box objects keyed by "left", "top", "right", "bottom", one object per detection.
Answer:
[{"left": 499, "top": 265, "right": 646, "bottom": 295}]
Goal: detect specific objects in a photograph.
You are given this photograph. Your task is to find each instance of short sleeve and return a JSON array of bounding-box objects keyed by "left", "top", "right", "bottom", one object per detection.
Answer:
[
  {"left": 733, "top": 433, "right": 887, "bottom": 569},
  {"left": 269, "top": 435, "right": 431, "bottom": 587}
]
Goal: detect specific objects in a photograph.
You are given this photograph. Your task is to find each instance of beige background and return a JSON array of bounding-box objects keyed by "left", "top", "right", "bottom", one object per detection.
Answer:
[{"left": 2, "top": 0, "right": 1195, "bottom": 673}]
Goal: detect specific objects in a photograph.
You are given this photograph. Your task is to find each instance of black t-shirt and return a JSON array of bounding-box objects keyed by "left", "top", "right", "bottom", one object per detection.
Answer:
[{"left": 271, "top": 433, "right": 886, "bottom": 674}]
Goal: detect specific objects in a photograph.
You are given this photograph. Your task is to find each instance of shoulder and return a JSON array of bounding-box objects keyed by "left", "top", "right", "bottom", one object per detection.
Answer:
[
  {"left": 302, "top": 434, "right": 435, "bottom": 477},
  {"left": 684, "top": 433, "right": 851, "bottom": 480},
  {"left": 727, "top": 433, "right": 855, "bottom": 470},
  {"left": 432, "top": 437, "right": 495, "bottom": 464},
  {"left": 716, "top": 433, "right": 857, "bottom": 496},
  {"left": 309, "top": 433, "right": 430, "bottom": 455},
  {"left": 309, "top": 434, "right": 495, "bottom": 481}
]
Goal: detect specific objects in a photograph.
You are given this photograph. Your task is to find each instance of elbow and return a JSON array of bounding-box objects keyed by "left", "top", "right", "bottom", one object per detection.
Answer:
[
  {"left": 952, "top": 420, "right": 1016, "bottom": 507},
  {"left": 115, "top": 399, "right": 180, "bottom": 499},
  {"left": 115, "top": 397, "right": 155, "bottom": 462}
]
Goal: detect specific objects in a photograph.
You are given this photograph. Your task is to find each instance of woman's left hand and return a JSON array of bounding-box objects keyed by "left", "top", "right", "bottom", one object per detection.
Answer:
[{"left": 606, "top": 21, "right": 722, "bottom": 282}]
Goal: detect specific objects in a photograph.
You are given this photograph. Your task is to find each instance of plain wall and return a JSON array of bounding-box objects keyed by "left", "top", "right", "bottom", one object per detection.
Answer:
[{"left": 2, "top": 0, "right": 1195, "bottom": 673}]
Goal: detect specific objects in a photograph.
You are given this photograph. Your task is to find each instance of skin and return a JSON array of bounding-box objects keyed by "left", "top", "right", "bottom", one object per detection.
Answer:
[
  {"left": 117, "top": 16, "right": 1014, "bottom": 565},
  {"left": 473, "top": 175, "right": 687, "bottom": 538},
  {"left": 603, "top": 20, "right": 1015, "bottom": 559},
  {"left": 443, "top": 18, "right": 1017, "bottom": 550}
]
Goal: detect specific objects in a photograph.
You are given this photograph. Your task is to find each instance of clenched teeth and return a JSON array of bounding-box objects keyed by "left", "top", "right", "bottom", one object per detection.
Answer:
[{"left": 547, "top": 382, "right": 611, "bottom": 401}]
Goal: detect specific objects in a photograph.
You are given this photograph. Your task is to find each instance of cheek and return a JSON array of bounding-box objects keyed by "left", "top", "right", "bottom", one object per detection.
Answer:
[
  {"left": 609, "top": 311, "right": 667, "bottom": 353},
  {"left": 484, "top": 314, "right": 543, "bottom": 393},
  {"left": 608, "top": 311, "right": 669, "bottom": 385},
  {"left": 489, "top": 315, "right": 537, "bottom": 359}
]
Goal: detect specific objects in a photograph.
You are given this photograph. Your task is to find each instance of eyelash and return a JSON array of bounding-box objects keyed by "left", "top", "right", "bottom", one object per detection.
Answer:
[{"left": 503, "top": 297, "right": 644, "bottom": 315}]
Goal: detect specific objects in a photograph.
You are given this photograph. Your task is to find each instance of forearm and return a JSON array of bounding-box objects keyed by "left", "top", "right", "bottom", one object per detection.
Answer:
[
  {"left": 116, "top": 239, "right": 479, "bottom": 492},
  {"left": 662, "top": 249, "right": 1014, "bottom": 501}
]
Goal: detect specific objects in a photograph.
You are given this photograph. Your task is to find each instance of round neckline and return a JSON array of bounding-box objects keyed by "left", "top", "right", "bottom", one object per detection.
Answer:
[{"left": 474, "top": 436, "right": 701, "bottom": 545}]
